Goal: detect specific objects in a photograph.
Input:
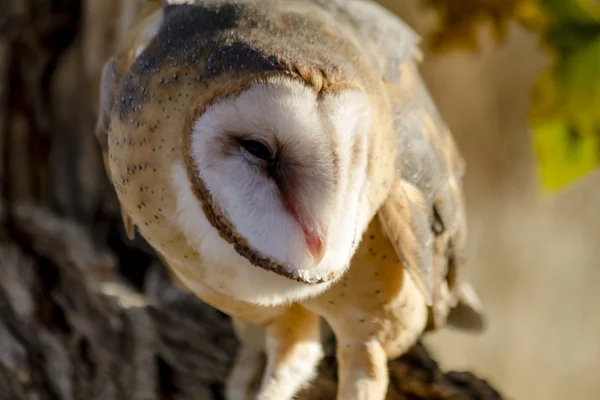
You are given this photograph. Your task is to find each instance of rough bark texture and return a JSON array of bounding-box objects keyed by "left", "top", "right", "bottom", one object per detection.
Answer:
[{"left": 0, "top": 1, "right": 504, "bottom": 399}]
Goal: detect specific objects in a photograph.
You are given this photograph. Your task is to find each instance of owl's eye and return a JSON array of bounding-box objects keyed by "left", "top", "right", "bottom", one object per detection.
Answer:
[{"left": 240, "top": 139, "right": 273, "bottom": 162}]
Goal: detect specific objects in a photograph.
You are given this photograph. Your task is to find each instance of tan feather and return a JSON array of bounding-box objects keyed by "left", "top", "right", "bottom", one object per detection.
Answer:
[
  {"left": 94, "top": 1, "right": 168, "bottom": 241},
  {"left": 378, "top": 181, "right": 434, "bottom": 306},
  {"left": 375, "top": 52, "right": 484, "bottom": 330},
  {"left": 98, "top": 2, "right": 485, "bottom": 399},
  {"left": 96, "top": 57, "right": 137, "bottom": 241}
]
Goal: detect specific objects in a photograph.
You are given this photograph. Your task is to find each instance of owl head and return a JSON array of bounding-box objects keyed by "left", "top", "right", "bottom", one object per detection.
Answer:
[
  {"left": 103, "top": 1, "right": 387, "bottom": 305},
  {"left": 171, "top": 75, "right": 375, "bottom": 303}
]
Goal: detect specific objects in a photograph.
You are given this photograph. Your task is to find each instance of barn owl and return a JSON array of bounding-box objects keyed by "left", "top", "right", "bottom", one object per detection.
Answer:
[{"left": 95, "top": 0, "right": 486, "bottom": 399}]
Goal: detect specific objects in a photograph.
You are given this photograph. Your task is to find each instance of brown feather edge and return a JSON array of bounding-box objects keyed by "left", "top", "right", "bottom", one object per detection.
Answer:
[
  {"left": 428, "top": 233, "right": 448, "bottom": 330},
  {"left": 377, "top": 183, "right": 434, "bottom": 306},
  {"left": 378, "top": 216, "right": 433, "bottom": 307},
  {"left": 96, "top": 56, "right": 138, "bottom": 241},
  {"left": 181, "top": 67, "right": 356, "bottom": 284}
]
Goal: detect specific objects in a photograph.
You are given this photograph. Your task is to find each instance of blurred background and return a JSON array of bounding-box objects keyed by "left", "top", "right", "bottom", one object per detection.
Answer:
[
  {"left": 1, "top": 1, "right": 599, "bottom": 399},
  {"left": 380, "top": 1, "right": 600, "bottom": 400}
]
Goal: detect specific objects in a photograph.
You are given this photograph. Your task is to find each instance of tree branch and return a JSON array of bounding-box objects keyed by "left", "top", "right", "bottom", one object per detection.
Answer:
[{"left": 0, "top": 204, "right": 503, "bottom": 400}]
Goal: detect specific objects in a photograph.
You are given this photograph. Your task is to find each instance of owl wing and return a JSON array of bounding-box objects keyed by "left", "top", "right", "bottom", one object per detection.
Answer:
[
  {"left": 94, "top": 0, "right": 164, "bottom": 240},
  {"left": 319, "top": 0, "right": 484, "bottom": 331},
  {"left": 96, "top": 56, "right": 137, "bottom": 240}
]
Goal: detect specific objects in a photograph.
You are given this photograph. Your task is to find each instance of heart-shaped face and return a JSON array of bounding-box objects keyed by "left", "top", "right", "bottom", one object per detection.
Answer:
[{"left": 181, "top": 77, "right": 373, "bottom": 287}]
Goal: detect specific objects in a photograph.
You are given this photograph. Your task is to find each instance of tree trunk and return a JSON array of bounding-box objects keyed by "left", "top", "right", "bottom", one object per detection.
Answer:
[{"left": 0, "top": 1, "right": 504, "bottom": 399}]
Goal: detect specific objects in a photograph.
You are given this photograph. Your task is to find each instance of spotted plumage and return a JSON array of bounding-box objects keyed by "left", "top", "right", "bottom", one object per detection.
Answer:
[{"left": 95, "top": 1, "right": 485, "bottom": 399}]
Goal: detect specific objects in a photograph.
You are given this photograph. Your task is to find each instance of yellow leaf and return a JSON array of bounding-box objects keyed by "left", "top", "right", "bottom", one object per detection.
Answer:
[
  {"left": 528, "top": 14, "right": 600, "bottom": 191},
  {"left": 531, "top": 118, "right": 599, "bottom": 192},
  {"left": 425, "top": 0, "right": 600, "bottom": 191}
]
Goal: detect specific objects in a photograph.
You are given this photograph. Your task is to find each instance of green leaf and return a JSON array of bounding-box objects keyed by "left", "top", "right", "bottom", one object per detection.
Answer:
[
  {"left": 531, "top": 118, "right": 599, "bottom": 191},
  {"left": 422, "top": 0, "right": 600, "bottom": 191},
  {"left": 530, "top": 31, "right": 600, "bottom": 191}
]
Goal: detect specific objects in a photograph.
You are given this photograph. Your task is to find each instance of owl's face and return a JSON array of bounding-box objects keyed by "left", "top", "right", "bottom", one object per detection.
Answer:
[{"left": 171, "top": 76, "right": 373, "bottom": 304}]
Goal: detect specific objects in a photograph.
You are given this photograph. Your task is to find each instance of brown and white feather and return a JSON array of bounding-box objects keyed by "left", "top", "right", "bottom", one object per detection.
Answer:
[{"left": 95, "top": 1, "right": 484, "bottom": 399}]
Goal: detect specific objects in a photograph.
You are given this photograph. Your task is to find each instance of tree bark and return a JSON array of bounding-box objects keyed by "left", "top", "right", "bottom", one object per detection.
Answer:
[{"left": 0, "top": 1, "right": 504, "bottom": 399}]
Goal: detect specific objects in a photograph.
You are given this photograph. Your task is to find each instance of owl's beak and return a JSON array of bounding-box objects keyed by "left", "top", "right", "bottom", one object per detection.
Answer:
[
  {"left": 284, "top": 201, "right": 327, "bottom": 265},
  {"left": 304, "top": 228, "right": 326, "bottom": 265}
]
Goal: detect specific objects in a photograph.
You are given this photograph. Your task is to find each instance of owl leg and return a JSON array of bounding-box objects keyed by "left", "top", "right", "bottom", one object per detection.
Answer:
[
  {"left": 336, "top": 338, "right": 388, "bottom": 400},
  {"left": 226, "top": 318, "right": 265, "bottom": 400},
  {"left": 256, "top": 305, "right": 323, "bottom": 400}
]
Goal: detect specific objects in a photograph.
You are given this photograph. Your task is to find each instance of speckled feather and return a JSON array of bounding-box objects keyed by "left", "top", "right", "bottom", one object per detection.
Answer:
[
  {"left": 380, "top": 58, "right": 470, "bottom": 327},
  {"left": 96, "top": 2, "right": 482, "bottom": 398},
  {"left": 98, "top": 0, "right": 477, "bottom": 323},
  {"left": 315, "top": 0, "right": 470, "bottom": 324},
  {"left": 104, "top": 0, "right": 398, "bottom": 284}
]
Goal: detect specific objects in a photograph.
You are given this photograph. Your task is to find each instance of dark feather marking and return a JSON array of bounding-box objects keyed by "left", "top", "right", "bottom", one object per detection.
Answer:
[
  {"left": 116, "top": 1, "right": 369, "bottom": 120},
  {"left": 107, "top": 0, "right": 415, "bottom": 284}
]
